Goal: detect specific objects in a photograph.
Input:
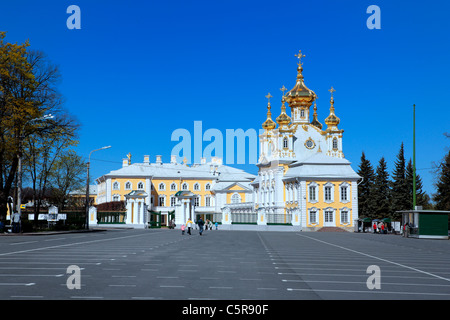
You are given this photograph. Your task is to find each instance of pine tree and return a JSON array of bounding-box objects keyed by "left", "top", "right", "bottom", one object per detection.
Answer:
[
  {"left": 391, "top": 143, "right": 410, "bottom": 220},
  {"left": 406, "top": 159, "right": 432, "bottom": 209},
  {"left": 434, "top": 149, "right": 450, "bottom": 211},
  {"left": 372, "top": 157, "right": 391, "bottom": 219},
  {"left": 357, "top": 152, "right": 375, "bottom": 219}
]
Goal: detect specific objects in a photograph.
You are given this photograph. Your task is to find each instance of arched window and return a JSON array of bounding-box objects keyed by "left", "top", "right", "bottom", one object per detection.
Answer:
[
  {"left": 283, "top": 137, "right": 288, "bottom": 149},
  {"left": 333, "top": 137, "right": 338, "bottom": 150},
  {"left": 113, "top": 181, "right": 119, "bottom": 190},
  {"left": 205, "top": 183, "right": 211, "bottom": 190},
  {"left": 300, "top": 109, "right": 305, "bottom": 118},
  {"left": 182, "top": 183, "right": 188, "bottom": 190},
  {"left": 125, "top": 181, "right": 132, "bottom": 190},
  {"left": 194, "top": 183, "right": 200, "bottom": 191},
  {"left": 137, "top": 182, "right": 144, "bottom": 190},
  {"left": 231, "top": 193, "right": 241, "bottom": 204},
  {"left": 170, "top": 183, "right": 177, "bottom": 191},
  {"left": 159, "top": 183, "right": 165, "bottom": 191}
]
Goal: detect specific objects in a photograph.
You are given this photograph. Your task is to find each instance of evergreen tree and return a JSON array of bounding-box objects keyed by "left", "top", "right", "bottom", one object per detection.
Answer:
[
  {"left": 372, "top": 157, "right": 391, "bottom": 219},
  {"left": 357, "top": 152, "right": 375, "bottom": 219},
  {"left": 391, "top": 143, "right": 410, "bottom": 219},
  {"left": 434, "top": 149, "right": 450, "bottom": 211},
  {"left": 406, "top": 159, "right": 432, "bottom": 209}
]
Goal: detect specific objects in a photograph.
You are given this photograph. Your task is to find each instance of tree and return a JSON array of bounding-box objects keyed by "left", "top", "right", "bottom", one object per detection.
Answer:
[
  {"left": 391, "top": 143, "right": 410, "bottom": 219},
  {"left": 434, "top": 149, "right": 450, "bottom": 211},
  {"left": 406, "top": 159, "right": 432, "bottom": 210},
  {"left": 0, "top": 32, "right": 79, "bottom": 222},
  {"left": 47, "top": 150, "right": 86, "bottom": 210},
  {"left": 372, "top": 157, "right": 391, "bottom": 219},
  {"left": 357, "top": 152, "right": 376, "bottom": 219}
]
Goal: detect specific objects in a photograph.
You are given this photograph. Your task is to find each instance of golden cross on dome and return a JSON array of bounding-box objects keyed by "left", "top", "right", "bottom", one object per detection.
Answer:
[
  {"left": 295, "top": 50, "right": 306, "bottom": 66},
  {"left": 280, "top": 85, "right": 287, "bottom": 97},
  {"left": 265, "top": 92, "right": 273, "bottom": 103},
  {"left": 329, "top": 86, "right": 336, "bottom": 98}
]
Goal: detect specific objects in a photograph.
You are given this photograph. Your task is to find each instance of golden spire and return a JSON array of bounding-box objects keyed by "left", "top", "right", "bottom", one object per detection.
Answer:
[
  {"left": 325, "top": 86, "right": 340, "bottom": 128},
  {"left": 285, "top": 50, "right": 316, "bottom": 105},
  {"left": 262, "top": 92, "right": 276, "bottom": 130},
  {"left": 295, "top": 50, "right": 306, "bottom": 67},
  {"left": 276, "top": 96, "right": 291, "bottom": 126},
  {"left": 127, "top": 152, "right": 132, "bottom": 165},
  {"left": 310, "top": 100, "right": 323, "bottom": 129}
]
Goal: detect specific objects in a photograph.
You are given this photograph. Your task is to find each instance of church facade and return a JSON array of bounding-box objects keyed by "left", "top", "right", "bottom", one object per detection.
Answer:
[{"left": 91, "top": 51, "right": 360, "bottom": 231}]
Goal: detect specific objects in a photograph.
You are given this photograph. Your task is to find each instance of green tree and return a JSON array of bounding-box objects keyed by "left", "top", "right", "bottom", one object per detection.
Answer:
[
  {"left": 372, "top": 157, "right": 391, "bottom": 219},
  {"left": 390, "top": 143, "right": 410, "bottom": 219},
  {"left": 406, "top": 159, "right": 432, "bottom": 210},
  {"left": 357, "top": 152, "right": 375, "bottom": 219},
  {"left": 434, "top": 149, "right": 450, "bottom": 211}
]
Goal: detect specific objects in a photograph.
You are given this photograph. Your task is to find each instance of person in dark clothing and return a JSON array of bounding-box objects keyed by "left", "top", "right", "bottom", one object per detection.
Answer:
[{"left": 197, "top": 217, "right": 205, "bottom": 236}]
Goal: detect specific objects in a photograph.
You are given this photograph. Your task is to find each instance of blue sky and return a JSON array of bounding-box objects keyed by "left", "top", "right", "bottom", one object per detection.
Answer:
[{"left": 1, "top": 0, "right": 449, "bottom": 197}]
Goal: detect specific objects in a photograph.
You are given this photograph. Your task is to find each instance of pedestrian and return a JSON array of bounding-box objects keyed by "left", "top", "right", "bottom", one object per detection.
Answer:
[
  {"left": 381, "top": 223, "right": 385, "bottom": 234},
  {"left": 208, "top": 220, "right": 213, "bottom": 231},
  {"left": 181, "top": 224, "right": 185, "bottom": 235},
  {"left": 373, "top": 222, "right": 377, "bottom": 234},
  {"left": 186, "top": 218, "right": 193, "bottom": 235},
  {"left": 197, "top": 217, "right": 205, "bottom": 236},
  {"left": 215, "top": 222, "right": 218, "bottom": 230}
]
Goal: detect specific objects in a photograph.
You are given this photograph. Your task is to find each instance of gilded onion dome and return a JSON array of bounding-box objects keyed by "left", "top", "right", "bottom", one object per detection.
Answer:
[
  {"left": 325, "top": 87, "right": 340, "bottom": 128},
  {"left": 276, "top": 97, "right": 291, "bottom": 126},
  {"left": 284, "top": 50, "right": 316, "bottom": 107},
  {"left": 262, "top": 93, "right": 277, "bottom": 130},
  {"left": 310, "top": 101, "right": 323, "bottom": 129}
]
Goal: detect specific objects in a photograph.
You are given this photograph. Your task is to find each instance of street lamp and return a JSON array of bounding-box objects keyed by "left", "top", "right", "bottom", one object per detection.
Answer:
[{"left": 85, "top": 146, "right": 111, "bottom": 229}]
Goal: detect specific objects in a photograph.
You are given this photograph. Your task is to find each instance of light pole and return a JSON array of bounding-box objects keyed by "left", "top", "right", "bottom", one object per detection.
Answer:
[
  {"left": 86, "top": 146, "right": 111, "bottom": 229},
  {"left": 17, "top": 114, "right": 54, "bottom": 220},
  {"left": 413, "top": 104, "right": 416, "bottom": 209}
]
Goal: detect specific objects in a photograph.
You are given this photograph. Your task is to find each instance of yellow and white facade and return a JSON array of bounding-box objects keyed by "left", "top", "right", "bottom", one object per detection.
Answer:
[{"left": 250, "top": 50, "right": 360, "bottom": 231}]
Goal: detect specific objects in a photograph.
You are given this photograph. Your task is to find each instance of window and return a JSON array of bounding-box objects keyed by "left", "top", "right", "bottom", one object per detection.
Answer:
[
  {"left": 159, "top": 196, "right": 165, "bottom": 206},
  {"left": 137, "top": 182, "right": 144, "bottom": 190},
  {"left": 300, "top": 109, "right": 305, "bottom": 118},
  {"left": 324, "top": 186, "right": 332, "bottom": 201},
  {"left": 309, "top": 209, "right": 318, "bottom": 224},
  {"left": 182, "top": 183, "right": 188, "bottom": 190},
  {"left": 113, "top": 195, "right": 120, "bottom": 202},
  {"left": 205, "top": 183, "right": 211, "bottom": 190},
  {"left": 194, "top": 183, "right": 200, "bottom": 191},
  {"left": 340, "top": 186, "right": 348, "bottom": 202},
  {"left": 325, "top": 210, "right": 334, "bottom": 223},
  {"left": 159, "top": 183, "right": 165, "bottom": 191},
  {"left": 308, "top": 183, "right": 318, "bottom": 202},
  {"left": 341, "top": 210, "right": 349, "bottom": 224},
  {"left": 194, "top": 197, "right": 200, "bottom": 207},
  {"left": 125, "top": 181, "right": 132, "bottom": 190},
  {"left": 283, "top": 137, "right": 288, "bottom": 149},
  {"left": 231, "top": 193, "right": 241, "bottom": 204},
  {"left": 333, "top": 138, "right": 338, "bottom": 150},
  {"left": 170, "top": 197, "right": 177, "bottom": 207},
  {"left": 205, "top": 196, "right": 211, "bottom": 207},
  {"left": 113, "top": 182, "right": 119, "bottom": 190},
  {"left": 170, "top": 183, "right": 177, "bottom": 191}
]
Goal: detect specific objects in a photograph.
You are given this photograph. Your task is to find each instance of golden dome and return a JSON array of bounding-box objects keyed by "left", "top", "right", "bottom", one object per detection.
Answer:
[
  {"left": 262, "top": 93, "right": 277, "bottom": 130},
  {"left": 284, "top": 50, "right": 316, "bottom": 107},
  {"left": 276, "top": 98, "right": 291, "bottom": 126},
  {"left": 324, "top": 87, "right": 340, "bottom": 128},
  {"left": 310, "top": 101, "right": 323, "bottom": 129}
]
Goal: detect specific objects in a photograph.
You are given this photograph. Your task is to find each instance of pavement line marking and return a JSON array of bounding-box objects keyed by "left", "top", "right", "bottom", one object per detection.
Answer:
[
  {"left": 0, "top": 283, "right": 35, "bottom": 286},
  {"left": 0, "top": 232, "right": 163, "bottom": 257},
  {"left": 296, "top": 234, "right": 450, "bottom": 283},
  {"left": 11, "top": 295, "right": 43, "bottom": 298},
  {"left": 9, "top": 241, "right": 38, "bottom": 246},
  {"left": 287, "top": 288, "right": 450, "bottom": 296},
  {"left": 282, "top": 279, "right": 450, "bottom": 287}
]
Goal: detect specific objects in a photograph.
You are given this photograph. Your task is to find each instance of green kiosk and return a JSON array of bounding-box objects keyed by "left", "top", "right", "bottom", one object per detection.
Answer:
[{"left": 398, "top": 209, "right": 450, "bottom": 240}]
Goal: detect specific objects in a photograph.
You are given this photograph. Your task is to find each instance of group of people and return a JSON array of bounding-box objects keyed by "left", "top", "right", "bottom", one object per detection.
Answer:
[
  {"left": 181, "top": 217, "right": 218, "bottom": 236},
  {"left": 372, "top": 221, "right": 388, "bottom": 234}
]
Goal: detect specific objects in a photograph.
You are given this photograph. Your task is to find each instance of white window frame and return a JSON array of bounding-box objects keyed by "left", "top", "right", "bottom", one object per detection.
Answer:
[
  {"left": 340, "top": 207, "right": 350, "bottom": 224},
  {"left": 339, "top": 182, "right": 350, "bottom": 203},
  {"left": 170, "top": 196, "right": 177, "bottom": 207},
  {"left": 194, "top": 196, "right": 200, "bottom": 207},
  {"left": 159, "top": 196, "right": 165, "bottom": 207},
  {"left": 112, "top": 194, "right": 120, "bottom": 202},
  {"left": 205, "top": 183, "right": 211, "bottom": 191},
  {"left": 194, "top": 183, "right": 200, "bottom": 191},
  {"left": 170, "top": 183, "right": 177, "bottom": 191},
  {"left": 283, "top": 137, "right": 288, "bottom": 149},
  {"left": 113, "top": 181, "right": 120, "bottom": 190},
  {"left": 308, "top": 182, "right": 318, "bottom": 203},
  {"left": 137, "top": 181, "right": 144, "bottom": 190},
  {"left": 309, "top": 208, "right": 319, "bottom": 224},
  {"left": 182, "top": 183, "right": 189, "bottom": 191},
  {"left": 231, "top": 193, "right": 241, "bottom": 204},
  {"left": 323, "top": 182, "right": 334, "bottom": 203},
  {"left": 205, "top": 196, "right": 211, "bottom": 207},
  {"left": 158, "top": 182, "right": 166, "bottom": 191},
  {"left": 125, "top": 181, "right": 132, "bottom": 190}
]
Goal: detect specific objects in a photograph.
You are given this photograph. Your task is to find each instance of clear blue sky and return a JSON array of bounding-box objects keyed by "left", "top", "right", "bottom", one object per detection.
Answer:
[{"left": 1, "top": 0, "right": 449, "bottom": 197}]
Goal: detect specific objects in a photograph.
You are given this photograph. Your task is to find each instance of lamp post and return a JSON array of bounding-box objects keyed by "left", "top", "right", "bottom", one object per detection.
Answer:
[
  {"left": 17, "top": 114, "right": 54, "bottom": 219},
  {"left": 413, "top": 104, "right": 416, "bottom": 209},
  {"left": 85, "top": 146, "right": 111, "bottom": 230}
]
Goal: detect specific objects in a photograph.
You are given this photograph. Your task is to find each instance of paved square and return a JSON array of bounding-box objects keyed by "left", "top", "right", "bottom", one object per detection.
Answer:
[{"left": 0, "top": 229, "right": 449, "bottom": 300}]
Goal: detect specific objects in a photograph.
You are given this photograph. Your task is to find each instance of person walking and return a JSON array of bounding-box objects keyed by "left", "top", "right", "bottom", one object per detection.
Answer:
[
  {"left": 181, "top": 224, "right": 185, "bottom": 235},
  {"left": 186, "top": 218, "right": 193, "bottom": 235},
  {"left": 197, "top": 217, "right": 205, "bottom": 236}
]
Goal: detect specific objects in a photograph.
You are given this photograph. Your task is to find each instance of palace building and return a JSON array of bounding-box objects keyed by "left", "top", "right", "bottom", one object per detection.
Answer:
[{"left": 89, "top": 51, "right": 360, "bottom": 231}]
